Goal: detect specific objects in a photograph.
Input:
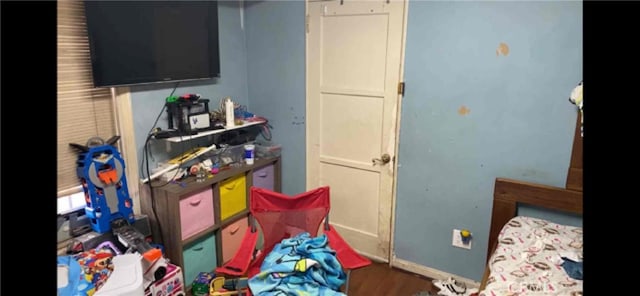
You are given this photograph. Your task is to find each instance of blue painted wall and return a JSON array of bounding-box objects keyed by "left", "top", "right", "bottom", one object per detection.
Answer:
[
  {"left": 244, "top": 0, "right": 307, "bottom": 195},
  {"left": 124, "top": 0, "right": 582, "bottom": 282},
  {"left": 130, "top": 1, "right": 250, "bottom": 175},
  {"left": 393, "top": 1, "right": 582, "bottom": 281},
  {"left": 129, "top": 0, "right": 307, "bottom": 195}
]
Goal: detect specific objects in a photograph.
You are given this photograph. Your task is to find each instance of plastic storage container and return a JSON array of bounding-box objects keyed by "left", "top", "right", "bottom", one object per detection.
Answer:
[
  {"left": 94, "top": 254, "right": 144, "bottom": 296},
  {"left": 255, "top": 141, "right": 281, "bottom": 158},
  {"left": 217, "top": 144, "right": 245, "bottom": 166}
]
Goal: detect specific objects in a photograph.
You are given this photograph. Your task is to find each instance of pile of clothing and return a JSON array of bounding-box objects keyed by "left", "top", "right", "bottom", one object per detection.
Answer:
[
  {"left": 248, "top": 232, "right": 347, "bottom": 296},
  {"left": 57, "top": 248, "right": 116, "bottom": 296}
]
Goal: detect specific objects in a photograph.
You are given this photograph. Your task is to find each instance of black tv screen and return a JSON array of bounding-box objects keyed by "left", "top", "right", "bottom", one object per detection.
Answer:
[{"left": 84, "top": 1, "right": 220, "bottom": 88}]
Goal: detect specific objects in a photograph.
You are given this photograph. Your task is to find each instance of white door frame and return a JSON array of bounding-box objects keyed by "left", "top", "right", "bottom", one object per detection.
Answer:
[
  {"left": 111, "top": 87, "right": 142, "bottom": 215},
  {"left": 388, "top": 0, "right": 409, "bottom": 267}
]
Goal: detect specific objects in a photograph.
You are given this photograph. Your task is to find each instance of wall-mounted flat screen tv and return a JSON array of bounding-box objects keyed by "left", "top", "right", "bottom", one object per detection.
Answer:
[{"left": 84, "top": 1, "right": 220, "bottom": 88}]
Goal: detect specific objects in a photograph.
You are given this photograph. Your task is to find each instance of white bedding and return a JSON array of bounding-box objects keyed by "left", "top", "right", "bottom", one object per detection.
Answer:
[{"left": 479, "top": 216, "right": 583, "bottom": 296}]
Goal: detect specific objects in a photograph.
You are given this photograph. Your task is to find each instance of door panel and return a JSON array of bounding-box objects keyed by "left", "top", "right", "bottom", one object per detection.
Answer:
[
  {"left": 307, "top": 0, "right": 406, "bottom": 261},
  {"left": 320, "top": 93, "right": 384, "bottom": 163},
  {"left": 320, "top": 163, "right": 380, "bottom": 235},
  {"left": 321, "top": 13, "right": 389, "bottom": 92}
]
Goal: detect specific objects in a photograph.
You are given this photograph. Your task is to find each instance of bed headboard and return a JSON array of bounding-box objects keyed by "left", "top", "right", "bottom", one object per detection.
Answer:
[
  {"left": 566, "top": 113, "right": 583, "bottom": 192},
  {"left": 485, "top": 112, "right": 583, "bottom": 261}
]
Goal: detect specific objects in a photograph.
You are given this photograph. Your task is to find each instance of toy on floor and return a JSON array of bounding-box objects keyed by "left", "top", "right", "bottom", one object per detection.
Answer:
[
  {"left": 209, "top": 276, "right": 249, "bottom": 296},
  {"left": 111, "top": 217, "right": 169, "bottom": 289},
  {"left": 58, "top": 255, "right": 97, "bottom": 296},
  {"left": 69, "top": 135, "right": 135, "bottom": 234},
  {"left": 191, "top": 272, "right": 216, "bottom": 296},
  {"left": 145, "top": 264, "right": 185, "bottom": 296},
  {"left": 68, "top": 248, "right": 117, "bottom": 294}
]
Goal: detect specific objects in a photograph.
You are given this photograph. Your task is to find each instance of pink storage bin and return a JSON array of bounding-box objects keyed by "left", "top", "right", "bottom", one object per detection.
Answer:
[{"left": 179, "top": 188, "right": 215, "bottom": 240}]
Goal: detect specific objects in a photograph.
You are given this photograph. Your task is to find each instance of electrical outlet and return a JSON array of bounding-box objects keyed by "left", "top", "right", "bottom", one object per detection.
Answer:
[{"left": 452, "top": 229, "right": 472, "bottom": 249}]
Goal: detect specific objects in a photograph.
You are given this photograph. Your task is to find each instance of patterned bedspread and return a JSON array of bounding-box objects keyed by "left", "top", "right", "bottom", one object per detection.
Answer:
[{"left": 479, "top": 216, "right": 583, "bottom": 296}]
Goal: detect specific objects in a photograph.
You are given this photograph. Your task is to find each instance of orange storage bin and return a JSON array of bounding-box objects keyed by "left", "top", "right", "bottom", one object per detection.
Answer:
[{"left": 220, "top": 217, "right": 249, "bottom": 264}]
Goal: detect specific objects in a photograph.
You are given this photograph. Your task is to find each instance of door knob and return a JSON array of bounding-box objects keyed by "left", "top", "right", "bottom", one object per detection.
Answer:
[{"left": 372, "top": 153, "right": 391, "bottom": 165}]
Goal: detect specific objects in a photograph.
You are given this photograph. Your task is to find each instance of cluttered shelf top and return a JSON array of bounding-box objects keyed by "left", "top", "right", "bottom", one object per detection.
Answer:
[
  {"left": 159, "top": 120, "right": 267, "bottom": 143},
  {"left": 149, "top": 156, "right": 279, "bottom": 195}
]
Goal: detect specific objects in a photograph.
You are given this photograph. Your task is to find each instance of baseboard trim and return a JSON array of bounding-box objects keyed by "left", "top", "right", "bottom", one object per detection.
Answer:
[
  {"left": 358, "top": 250, "right": 389, "bottom": 264},
  {"left": 391, "top": 256, "right": 480, "bottom": 289}
]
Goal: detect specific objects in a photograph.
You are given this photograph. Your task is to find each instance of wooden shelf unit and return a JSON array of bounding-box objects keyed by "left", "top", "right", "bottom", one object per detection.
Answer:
[{"left": 139, "top": 156, "right": 281, "bottom": 284}]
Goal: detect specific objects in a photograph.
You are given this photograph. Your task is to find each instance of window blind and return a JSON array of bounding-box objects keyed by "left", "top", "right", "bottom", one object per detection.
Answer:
[{"left": 57, "top": 0, "right": 116, "bottom": 194}]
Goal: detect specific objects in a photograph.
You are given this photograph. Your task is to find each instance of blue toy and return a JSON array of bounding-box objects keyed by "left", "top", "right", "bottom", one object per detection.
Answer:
[{"left": 70, "top": 136, "right": 135, "bottom": 233}]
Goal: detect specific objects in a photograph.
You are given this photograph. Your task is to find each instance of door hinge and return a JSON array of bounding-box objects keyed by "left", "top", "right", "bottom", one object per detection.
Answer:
[
  {"left": 306, "top": 14, "right": 310, "bottom": 33},
  {"left": 397, "top": 82, "right": 405, "bottom": 96}
]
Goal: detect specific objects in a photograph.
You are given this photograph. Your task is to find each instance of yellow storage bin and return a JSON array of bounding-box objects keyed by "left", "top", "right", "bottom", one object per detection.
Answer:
[{"left": 219, "top": 174, "right": 247, "bottom": 221}]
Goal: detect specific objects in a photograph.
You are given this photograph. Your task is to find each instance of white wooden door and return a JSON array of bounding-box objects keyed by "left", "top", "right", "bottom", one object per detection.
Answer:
[{"left": 306, "top": 0, "right": 406, "bottom": 261}]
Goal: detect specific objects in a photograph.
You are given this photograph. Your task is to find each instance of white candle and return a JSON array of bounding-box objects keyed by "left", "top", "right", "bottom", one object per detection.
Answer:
[{"left": 225, "top": 97, "right": 235, "bottom": 127}]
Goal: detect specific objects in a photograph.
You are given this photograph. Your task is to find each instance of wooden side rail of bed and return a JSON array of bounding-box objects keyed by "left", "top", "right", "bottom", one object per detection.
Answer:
[
  {"left": 566, "top": 113, "right": 583, "bottom": 192},
  {"left": 486, "top": 178, "right": 583, "bottom": 261},
  {"left": 478, "top": 178, "right": 583, "bottom": 291}
]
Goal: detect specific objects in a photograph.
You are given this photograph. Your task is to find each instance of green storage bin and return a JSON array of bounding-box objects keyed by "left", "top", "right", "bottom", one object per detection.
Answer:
[{"left": 182, "top": 233, "right": 217, "bottom": 287}]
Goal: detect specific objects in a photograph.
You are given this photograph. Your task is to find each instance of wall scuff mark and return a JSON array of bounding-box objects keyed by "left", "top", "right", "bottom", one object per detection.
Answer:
[
  {"left": 496, "top": 42, "right": 510, "bottom": 56},
  {"left": 458, "top": 105, "right": 470, "bottom": 116}
]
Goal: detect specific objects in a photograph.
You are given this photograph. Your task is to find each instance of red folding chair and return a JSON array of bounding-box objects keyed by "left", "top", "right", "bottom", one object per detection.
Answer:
[{"left": 215, "top": 186, "right": 371, "bottom": 295}]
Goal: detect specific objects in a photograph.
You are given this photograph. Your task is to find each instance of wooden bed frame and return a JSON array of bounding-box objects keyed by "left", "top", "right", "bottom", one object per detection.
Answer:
[{"left": 478, "top": 113, "right": 583, "bottom": 291}]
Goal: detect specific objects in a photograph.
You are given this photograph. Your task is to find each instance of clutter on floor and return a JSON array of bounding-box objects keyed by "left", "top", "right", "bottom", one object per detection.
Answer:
[
  {"left": 57, "top": 230, "right": 184, "bottom": 296},
  {"left": 58, "top": 136, "right": 185, "bottom": 296},
  {"left": 432, "top": 277, "right": 478, "bottom": 296}
]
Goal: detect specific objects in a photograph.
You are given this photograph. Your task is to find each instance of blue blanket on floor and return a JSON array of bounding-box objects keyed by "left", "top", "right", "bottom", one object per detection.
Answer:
[{"left": 248, "top": 232, "right": 347, "bottom": 296}]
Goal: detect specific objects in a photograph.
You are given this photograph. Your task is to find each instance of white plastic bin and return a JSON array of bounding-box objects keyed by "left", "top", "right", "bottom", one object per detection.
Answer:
[{"left": 95, "top": 254, "right": 144, "bottom": 296}]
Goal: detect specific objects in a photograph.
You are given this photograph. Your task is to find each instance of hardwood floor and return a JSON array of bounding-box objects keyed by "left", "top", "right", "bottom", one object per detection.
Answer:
[{"left": 345, "top": 262, "right": 438, "bottom": 296}]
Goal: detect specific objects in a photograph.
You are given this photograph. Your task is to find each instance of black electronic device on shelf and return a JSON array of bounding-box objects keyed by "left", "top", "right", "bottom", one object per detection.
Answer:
[{"left": 165, "top": 97, "right": 218, "bottom": 136}]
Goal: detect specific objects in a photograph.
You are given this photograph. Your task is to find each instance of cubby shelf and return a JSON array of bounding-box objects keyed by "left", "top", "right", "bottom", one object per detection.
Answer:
[{"left": 139, "top": 156, "right": 281, "bottom": 285}]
